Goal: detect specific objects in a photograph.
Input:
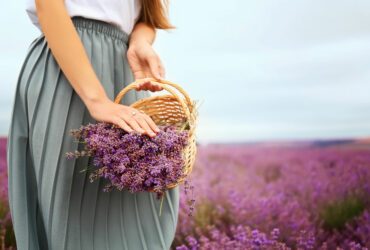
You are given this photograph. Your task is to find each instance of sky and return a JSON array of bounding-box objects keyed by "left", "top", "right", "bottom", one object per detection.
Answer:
[{"left": 1, "top": 0, "right": 370, "bottom": 143}]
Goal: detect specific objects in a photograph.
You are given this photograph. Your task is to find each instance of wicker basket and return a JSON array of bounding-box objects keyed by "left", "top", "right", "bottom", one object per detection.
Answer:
[{"left": 113, "top": 78, "right": 198, "bottom": 190}]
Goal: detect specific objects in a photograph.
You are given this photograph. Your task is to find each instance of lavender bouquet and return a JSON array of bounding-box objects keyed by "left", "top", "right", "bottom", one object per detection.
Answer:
[{"left": 65, "top": 122, "right": 195, "bottom": 216}]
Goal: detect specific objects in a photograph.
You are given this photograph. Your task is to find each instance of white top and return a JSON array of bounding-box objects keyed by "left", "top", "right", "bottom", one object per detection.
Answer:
[{"left": 25, "top": 0, "right": 142, "bottom": 35}]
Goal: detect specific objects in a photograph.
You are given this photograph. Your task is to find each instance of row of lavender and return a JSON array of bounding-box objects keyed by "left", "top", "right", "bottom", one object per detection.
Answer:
[
  {"left": 0, "top": 138, "right": 369, "bottom": 249},
  {"left": 173, "top": 142, "right": 370, "bottom": 249}
]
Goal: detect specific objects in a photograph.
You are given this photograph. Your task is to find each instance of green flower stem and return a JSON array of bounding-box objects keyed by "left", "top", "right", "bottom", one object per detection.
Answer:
[{"left": 159, "top": 193, "right": 165, "bottom": 217}]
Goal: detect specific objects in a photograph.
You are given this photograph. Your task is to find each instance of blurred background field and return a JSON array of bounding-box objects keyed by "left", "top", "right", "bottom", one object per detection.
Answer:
[{"left": 1, "top": 137, "right": 369, "bottom": 249}]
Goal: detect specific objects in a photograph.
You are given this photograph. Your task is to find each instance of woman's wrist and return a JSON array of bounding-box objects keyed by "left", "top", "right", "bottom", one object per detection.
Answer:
[
  {"left": 80, "top": 87, "right": 110, "bottom": 109},
  {"left": 129, "top": 22, "right": 156, "bottom": 46},
  {"left": 128, "top": 39, "right": 150, "bottom": 52},
  {"left": 129, "top": 36, "right": 152, "bottom": 47}
]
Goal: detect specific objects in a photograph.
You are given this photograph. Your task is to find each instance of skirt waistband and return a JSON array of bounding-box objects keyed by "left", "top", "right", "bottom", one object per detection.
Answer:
[{"left": 71, "top": 16, "right": 129, "bottom": 44}]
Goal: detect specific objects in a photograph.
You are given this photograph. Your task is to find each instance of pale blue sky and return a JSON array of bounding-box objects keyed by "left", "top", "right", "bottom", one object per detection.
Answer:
[{"left": 1, "top": 0, "right": 370, "bottom": 143}]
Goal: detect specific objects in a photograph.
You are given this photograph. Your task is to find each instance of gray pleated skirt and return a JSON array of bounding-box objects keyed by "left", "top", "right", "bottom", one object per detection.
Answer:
[{"left": 7, "top": 16, "right": 179, "bottom": 250}]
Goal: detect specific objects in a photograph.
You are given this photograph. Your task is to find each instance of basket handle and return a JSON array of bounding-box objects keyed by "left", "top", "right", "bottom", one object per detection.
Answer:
[{"left": 114, "top": 78, "right": 192, "bottom": 121}]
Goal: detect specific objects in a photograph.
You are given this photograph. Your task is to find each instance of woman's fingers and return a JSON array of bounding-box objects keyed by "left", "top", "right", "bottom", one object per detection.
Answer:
[
  {"left": 132, "top": 52, "right": 165, "bottom": 92},
  {"left": 124, "top": 116, "right": 145, "bottom": 134},
  {"left": 142, "top": 113, "right": 160, "bottom": 133},
  {"left": 136, "top": 81, "right": 163, "bottom": 91},
  {"left": 151, "top": 82, "right": 163, "bottom": 91},
  {"left": 147, "top": 54, "right": 162, "bottom": 80},
  {"left": 120, "top": 108, "right": 157, "bottom": 137},
  {"left": 157, "top": 57, "right": 166, "bottom": 79},
  {"left": 113, "top": 116, "right": 133, "bottom": 133},
  {"left": 134, "top": 115, "right": 156, "bottom": 137},
  {"left": 120, "top": 107, "right": 159, "bottom": 137},
  {"left": 135, "top": 77, "right": 148, "bottom": 90}
]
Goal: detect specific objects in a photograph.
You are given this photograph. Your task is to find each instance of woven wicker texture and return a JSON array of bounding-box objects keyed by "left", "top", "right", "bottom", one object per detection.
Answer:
[{"left": 114, "top": 78, "right": 198, "bottom": 190}]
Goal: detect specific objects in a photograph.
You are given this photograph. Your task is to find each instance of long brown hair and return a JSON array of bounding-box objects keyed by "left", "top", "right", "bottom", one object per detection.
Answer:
[{"left": 139, "top": 0, "right": 175, "bottom": 29}]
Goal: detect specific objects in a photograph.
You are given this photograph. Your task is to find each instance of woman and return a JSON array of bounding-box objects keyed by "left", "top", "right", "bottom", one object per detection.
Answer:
[{"left": 7, "top": 0, "right": 179, "bottom": 249}]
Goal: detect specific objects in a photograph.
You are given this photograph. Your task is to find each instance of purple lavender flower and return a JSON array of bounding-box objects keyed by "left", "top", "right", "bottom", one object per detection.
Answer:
[{"left": 66, "top": 122, "right": 190, "bottom": 202}]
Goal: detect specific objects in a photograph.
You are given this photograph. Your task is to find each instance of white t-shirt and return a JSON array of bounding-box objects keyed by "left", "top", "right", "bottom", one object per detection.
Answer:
[{"left": 25, "top": 0, "right": 142, "bottom": 35}]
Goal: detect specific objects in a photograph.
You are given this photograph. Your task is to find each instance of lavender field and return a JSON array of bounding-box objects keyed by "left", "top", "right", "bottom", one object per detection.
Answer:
[
  {"left": 173, "top": 140, "right": 370, "bottom": 250},
  {"left": 0, "top": 138, "right": 370, "bottom": 249}
]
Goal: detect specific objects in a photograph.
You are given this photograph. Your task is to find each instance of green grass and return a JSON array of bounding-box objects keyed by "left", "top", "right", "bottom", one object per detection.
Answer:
[{"left": 319, "top": 195, "right": 365, "bottom": 231}]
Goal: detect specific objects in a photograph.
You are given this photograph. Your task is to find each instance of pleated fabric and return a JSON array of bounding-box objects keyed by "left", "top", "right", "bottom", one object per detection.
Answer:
[{"left": 7, "top": 16, "right": 180, "bottom": 250}]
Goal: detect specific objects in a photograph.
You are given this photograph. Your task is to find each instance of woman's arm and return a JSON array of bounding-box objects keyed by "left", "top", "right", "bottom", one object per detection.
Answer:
[
  {"left": 35, "top": 0, "right": 159, "bottom": 137},
  {"left": 35, "top": 0, "right": 107, "bottom": 106}
]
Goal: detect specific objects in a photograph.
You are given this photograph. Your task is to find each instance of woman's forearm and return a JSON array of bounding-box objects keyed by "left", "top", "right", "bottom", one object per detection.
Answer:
[{"left": 35, "top": 0, "right": 109, "bottom": 106}]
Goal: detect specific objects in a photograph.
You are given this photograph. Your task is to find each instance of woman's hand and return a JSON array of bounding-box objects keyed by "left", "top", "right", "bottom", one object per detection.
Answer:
[
  {"left": 127, "top": 40, "right": 164, "bottom": 92},
  {"left": 85, "top": 97, "right": 160, "bottom": 137}
]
